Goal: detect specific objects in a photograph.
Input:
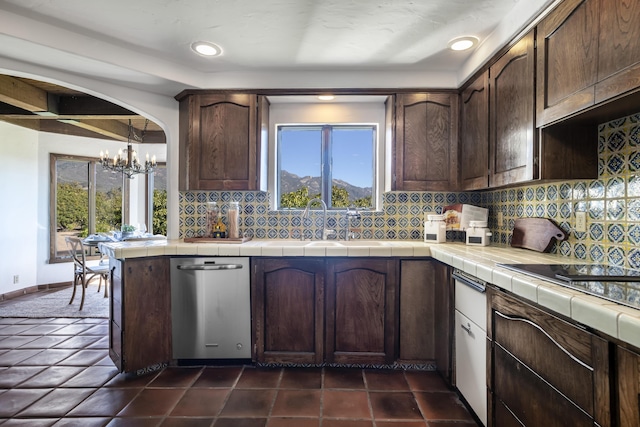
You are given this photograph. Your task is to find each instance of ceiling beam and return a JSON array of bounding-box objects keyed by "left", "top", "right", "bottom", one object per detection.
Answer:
[
  {"left": 59, "top": 119, "right": 130, "bottom": 142},
  {"left": 0, "top": 75, "right": 49, "bottom": 112}
]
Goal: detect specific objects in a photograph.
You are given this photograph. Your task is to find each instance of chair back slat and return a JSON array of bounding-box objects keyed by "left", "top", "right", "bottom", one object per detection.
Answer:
[{"left": 65, "top": 236, "right": 87, "bottom": 271}]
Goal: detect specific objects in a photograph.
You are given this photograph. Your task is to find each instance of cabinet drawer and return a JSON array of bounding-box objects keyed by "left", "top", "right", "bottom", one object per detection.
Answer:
[
  {"left": 494, "top": 343, "right": 593, "bottom": 426},
  {"left": 455, "top": 310, "right": 487, "bottom": 425},
  {"left": 489, "top": 288, "right": 610, "bottom": 426},
  {"left": 455, "top": 280, "right": 486, "bottom": 330}
]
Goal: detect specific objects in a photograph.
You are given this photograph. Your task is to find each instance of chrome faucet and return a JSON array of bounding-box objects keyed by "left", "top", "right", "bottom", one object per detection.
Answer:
[{"left": 301, "top": 198, "right": 336, "bottom": 240}]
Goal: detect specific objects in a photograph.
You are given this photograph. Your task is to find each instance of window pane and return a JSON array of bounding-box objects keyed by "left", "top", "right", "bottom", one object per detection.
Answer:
[
  {"left": 152, "top": 165, "right": 167, "bottom": 235},
  {"left": 278, "top": 127, "right": 322, "bottom": 208},
  {"left": 96, "top": 169, "right": 123, "bottom": 233},
  {"left": 331, "top": 127, "right": 374, "bottom": 208},
  {"left": 55, "top": 159, "right": 89, "bottom": 258}
]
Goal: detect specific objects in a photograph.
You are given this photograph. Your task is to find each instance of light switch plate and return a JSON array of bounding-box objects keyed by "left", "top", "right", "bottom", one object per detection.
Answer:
[{"left": 575, "top": 211, "right": 587, "bottom": 232}]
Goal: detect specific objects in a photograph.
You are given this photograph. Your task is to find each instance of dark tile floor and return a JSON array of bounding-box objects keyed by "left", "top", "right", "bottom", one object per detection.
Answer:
[{"left": 0, "top": 316, "right": 479, "bottom": 426}]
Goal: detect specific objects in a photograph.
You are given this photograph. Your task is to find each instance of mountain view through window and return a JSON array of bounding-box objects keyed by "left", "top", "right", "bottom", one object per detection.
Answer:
[{"left": 278, "top": 124, "right": 375, "bottom": 209}]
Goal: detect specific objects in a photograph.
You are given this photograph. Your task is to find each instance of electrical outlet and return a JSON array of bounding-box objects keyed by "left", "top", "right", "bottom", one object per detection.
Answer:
[
  {"left": 13, "top": 275, "right": 19, "bottom": 284},
  {"left": 497, "top": 212, "right": 504, "bottom": 227},
  {"left": 575, "top": 211, "right": 587, "bottom": 232}
]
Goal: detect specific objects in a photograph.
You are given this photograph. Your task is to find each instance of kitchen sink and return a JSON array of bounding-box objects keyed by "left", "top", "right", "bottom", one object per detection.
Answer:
[
  {"left": 305, "top": 241, "right": 344, "bottom": 247},
  {"left": 341, "top": 240, "right": 388, "bottom": 247},
  {"left": 255, "top": 240, "right": 393, "bottom": 248},
  {"left": 259, "top": 241, "right": 307, "bottom": 247}
]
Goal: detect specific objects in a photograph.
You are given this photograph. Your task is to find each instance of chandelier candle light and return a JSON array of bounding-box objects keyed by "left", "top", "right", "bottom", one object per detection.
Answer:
[{"left": 99, "top": 119, "right": 157, "bottom": 178}]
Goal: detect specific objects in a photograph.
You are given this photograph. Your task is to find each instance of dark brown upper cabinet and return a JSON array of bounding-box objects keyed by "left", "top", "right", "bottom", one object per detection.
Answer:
[
  {"left": 536, "top": 0, "right": 599, "bottom": 126},
  {"left": 537, "top": 0, "right": 640, "bottom": 127},
  {"left": 489, "top": 30, "right": 536, "bottom": 187},
  {"left": 596, "top": 0, "right": 640, "bottom": 104},
  {"left": 178, "top": 93, "right": 258, "bottom": 190},
  {"left": 459, "top": 71, "right": 489, "bottom": 190},
  {"left": 394, "top": 93, "right": 459, "bottom": 191}
]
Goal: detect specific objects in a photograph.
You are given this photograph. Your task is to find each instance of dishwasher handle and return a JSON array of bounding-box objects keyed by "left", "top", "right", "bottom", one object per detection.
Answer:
[
  {"left": 452, "top": 270, "right": 486, "bottom": 293},
  {"left": 176, "top": 263, "right": 244, "bottom": 271}
]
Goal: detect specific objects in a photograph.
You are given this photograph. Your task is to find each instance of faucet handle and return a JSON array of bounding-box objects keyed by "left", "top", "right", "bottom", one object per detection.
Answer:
[
  {"left": 322, "top": 229, "right": 337, "bottom": 240},
  {"left": 346, "top": 207, "right": 361, "bottom": 219}
]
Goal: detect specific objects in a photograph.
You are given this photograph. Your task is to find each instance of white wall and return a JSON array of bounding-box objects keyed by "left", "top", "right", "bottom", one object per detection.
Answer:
[{"left": 0, "top": 122, "right": 39, "bottom": 295}]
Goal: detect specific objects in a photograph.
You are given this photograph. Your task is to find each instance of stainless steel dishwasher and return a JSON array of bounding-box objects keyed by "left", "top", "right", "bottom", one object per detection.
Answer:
[{"left": 170, "top": 257, "right": 251, "bottom": 360}]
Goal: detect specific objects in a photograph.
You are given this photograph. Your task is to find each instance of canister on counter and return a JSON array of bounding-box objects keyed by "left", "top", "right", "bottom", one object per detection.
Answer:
[
  {"left": 424, "top": 214, "right": 447, "bottom": 243},
  {"left": 206, "top": 201, "right": 220, "bottom": 237},
  {"left": 227, "top": 201, "right": 240, "bottom": 239}
]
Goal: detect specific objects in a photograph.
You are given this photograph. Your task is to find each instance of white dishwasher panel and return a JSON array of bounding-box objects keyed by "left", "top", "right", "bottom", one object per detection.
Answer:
[
  {"left": 455, "top": 309, "right": 487, "bottom": 426},
  {"left": 455, "top": 279, "right": 487, "bottom": 330}
]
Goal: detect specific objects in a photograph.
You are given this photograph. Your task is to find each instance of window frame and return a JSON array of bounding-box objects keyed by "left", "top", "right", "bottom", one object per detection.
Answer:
[
  {"left": 49, "top": 153, "right": 128, "bottom": 263},
  {"left": 144, "top": 162, "right": 167, "bottom": 235},
  {"left": 275, "top": 123, "right": 378, "bottom": 210}
]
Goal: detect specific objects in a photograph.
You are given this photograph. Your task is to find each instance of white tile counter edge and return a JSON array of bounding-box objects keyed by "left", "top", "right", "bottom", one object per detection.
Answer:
[{"left": 100, "top": 240, "right": 640, "bottom": 349}]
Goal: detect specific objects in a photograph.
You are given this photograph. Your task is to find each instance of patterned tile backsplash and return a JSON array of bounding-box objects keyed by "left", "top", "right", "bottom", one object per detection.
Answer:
[{"left": 180, "top": 112, "right": 640, "bottom": 269}]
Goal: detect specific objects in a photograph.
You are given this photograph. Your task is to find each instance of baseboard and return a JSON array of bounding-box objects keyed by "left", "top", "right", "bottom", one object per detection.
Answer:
[{"left": 1, "top": 281, "right": 71, "bottom": 302}]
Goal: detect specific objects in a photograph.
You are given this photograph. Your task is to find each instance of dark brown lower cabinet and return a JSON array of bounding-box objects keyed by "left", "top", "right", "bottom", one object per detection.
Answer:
[
  {"left": 252, "top": 257, "right": 453, "bottom": 368},
  {"left": 617, "top": 345, "right": 640, "bottom": 426},
  {"left": 109, "top": 257, "right": 171, "bottom": 374},
  {"left": 488, "top": 287, "right": 610, "bottom": 427},
  {"left": 398, "top": 260, "right": 452, "bottom": 381},
  {"left": 326, "top": 258, "right": 398, "bottom": 365},
  {"left": 252, "top": 258, "right": 325, "bottom": 364}
]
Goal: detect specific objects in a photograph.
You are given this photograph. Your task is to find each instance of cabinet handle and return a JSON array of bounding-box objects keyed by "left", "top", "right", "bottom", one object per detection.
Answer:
[
  {"left": 177, "top": 264, "right": 243, "bottom": 271},
  {"left": 494, "top": 310, "right": 592, "bottom": 370},
  {"left": 460, "top": 322, "right": 472, "bottom": 335}
]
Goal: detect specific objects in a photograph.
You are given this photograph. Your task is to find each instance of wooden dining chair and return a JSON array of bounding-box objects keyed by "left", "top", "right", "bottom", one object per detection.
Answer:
[{"left": 65, "top": 236, "right": 110, "bottom": 310}]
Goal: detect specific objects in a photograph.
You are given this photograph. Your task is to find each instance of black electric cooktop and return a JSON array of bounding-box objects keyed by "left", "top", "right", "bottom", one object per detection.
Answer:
[{"left": 497, "top": 263, "right": 640, "bottom": 309}]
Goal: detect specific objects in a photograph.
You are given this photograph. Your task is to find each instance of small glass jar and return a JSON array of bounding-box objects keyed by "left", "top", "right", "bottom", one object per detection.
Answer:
[
  {"left": 206, "top": 202, "right": 220, "bottom": 237},
  {"left": 227, "top": 201, "right": 240, "bottom": 239}
]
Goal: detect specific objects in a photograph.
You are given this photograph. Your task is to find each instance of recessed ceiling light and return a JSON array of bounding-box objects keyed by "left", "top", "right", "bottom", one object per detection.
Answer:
[
  {"left": 318, "top": 95, "right": 335, "bottom": 101},
  {"left": 191, "top": 41, "right": 222, "bottom": 57},
  {"left": 448, "top": 36, "right": 479, "bottom": 51}
]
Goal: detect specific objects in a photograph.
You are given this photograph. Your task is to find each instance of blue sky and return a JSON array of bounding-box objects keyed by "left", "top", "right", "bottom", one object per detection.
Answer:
[{"left": 279, "top": 126, "right": 374, "bottom": 188}]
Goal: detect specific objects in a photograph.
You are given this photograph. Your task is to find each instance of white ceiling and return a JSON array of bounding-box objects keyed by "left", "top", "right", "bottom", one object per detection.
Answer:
[{"left": 0, "top": 0, "right": 556, "bottom": 96}]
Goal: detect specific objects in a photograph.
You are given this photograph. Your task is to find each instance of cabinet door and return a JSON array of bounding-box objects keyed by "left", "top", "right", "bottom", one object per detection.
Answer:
[
  {"left": 114, "top": 257, "right": 171, "bottom": 374},
  {"left": 326, "top": 258, "right": 398, "bottom": 364},
  {"left": 490, "top": 30, "right": 536, "bottom": 187},
  {"left": 617, "top": 346, "right": 640, "bottom": 427},
  {"left": 459, "top": 71, "right": 489, "bottom": 190},
  {"left": 595, "top": 0, "right": 640, "bottom": 104},
  {"left": 394, "top": 93, "right": 458, "bottom": 191},
  {"left": 252, "top": 258, "right": 325, "bottom": 364},
  {"left": 536, "top": 0, "right": 599, "bottom": 126},
  {"left": 179, "top": 93, "right": 257, "bottom": 190},
  {"left": 488, "top": 288, "right": 611, "bottom": 427},
  {"left": 398, "top": 259, "right": 452, "bottom": 376}
]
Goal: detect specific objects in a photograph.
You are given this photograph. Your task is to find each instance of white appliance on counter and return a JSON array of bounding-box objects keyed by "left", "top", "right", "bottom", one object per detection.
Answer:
[
  {"left": 424, "top": 214, "right": 447, "bottom": 243},
  {"left": 170, "top": 257, "right": 251, "bottom": 360},
  {"left": 453, "top": 269, "right": 487, "bottom": 426},
  {"left": 465, "top": 220, "right": 492, "bottom": 246}
]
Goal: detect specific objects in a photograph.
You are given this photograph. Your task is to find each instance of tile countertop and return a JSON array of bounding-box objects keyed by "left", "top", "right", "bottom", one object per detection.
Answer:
[{"left": 99, "top": 239, "right": 640, "bottom": 350}]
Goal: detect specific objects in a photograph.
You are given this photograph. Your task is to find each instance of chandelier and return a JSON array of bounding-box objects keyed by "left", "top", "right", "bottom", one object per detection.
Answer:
[{"left": 99, "top": 119, "right": 157, "bottom": 179}]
